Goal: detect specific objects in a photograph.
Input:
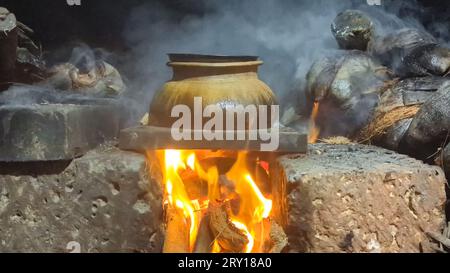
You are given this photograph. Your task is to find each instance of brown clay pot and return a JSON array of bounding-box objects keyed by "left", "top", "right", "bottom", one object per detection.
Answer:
[{"left": 148, "top": 54, "right": 278, "bottom": 128}]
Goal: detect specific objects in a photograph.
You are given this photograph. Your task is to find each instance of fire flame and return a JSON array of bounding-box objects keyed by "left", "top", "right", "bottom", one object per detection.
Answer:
[
  {"left": 156, "top": 149, "right": 272, "bottom": 253},
  {"left": 308, "top": 102, "right": 320, "bottom": 143},
  {"left": 163, "top": 150, "right": 200, "bottom": 250}
]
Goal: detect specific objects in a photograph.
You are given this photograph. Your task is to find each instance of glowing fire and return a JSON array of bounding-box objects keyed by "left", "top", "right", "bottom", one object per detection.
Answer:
[
  {"left": 308, "top": 102, "right": 320, "bottom": 143},
  {"left": 156, "top": 149, "right": 273, "bottom": 253},
  {"left": 163, "top": 150, "right": 200, "bottom": 250}
]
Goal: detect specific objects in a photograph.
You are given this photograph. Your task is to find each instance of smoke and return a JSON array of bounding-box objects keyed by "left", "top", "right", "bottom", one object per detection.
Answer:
[
  {"left": 121, "top": 0, "right": 450, "bottom": 119},
  {"left": 0, "top": 84, "right": 107, "bottom": 106},
  {"left": 3, "top": 0, "right": 446, "bottom": 124},
  {"left": 122, "top": 0, "right": 359, "bottom": 115}
]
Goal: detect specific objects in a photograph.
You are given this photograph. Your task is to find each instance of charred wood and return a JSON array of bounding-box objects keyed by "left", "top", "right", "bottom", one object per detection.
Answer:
[
  {"left": 208, "top": 202, "right": 248, "bottom": 253},
  {"left": 193, "top": 214, "right": 214, "bottom": 253},
  {"left": 163, "top": 207, "right": 190, "bottom": 253}
]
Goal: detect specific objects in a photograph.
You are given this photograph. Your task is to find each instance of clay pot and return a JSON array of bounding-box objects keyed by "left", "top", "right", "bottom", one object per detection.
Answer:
[{"left": 148, "top": 54, "right": 278, "bottom": 128}]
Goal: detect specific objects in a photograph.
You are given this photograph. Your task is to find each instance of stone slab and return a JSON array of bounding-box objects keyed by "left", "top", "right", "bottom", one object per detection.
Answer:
[
  {"left": 271, "top": 143, "right": 446, "bottom": 253},
  {"left": 0, "top": 103, "right": 120, "bottom": 162},
  {"left": 0, "top": 147, "right": 164, "bottom": 252},
  {"left": 119, "top": 125, "right": 307, "bottom": 153}
]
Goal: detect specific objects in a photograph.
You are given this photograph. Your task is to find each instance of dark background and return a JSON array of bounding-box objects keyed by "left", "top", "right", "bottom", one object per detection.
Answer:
[
  {"left": 2, "top": 0, "right": 449, "bottom": 52},
  {"left": 2, "top": 0, "right": 208, "bottom": 51}
]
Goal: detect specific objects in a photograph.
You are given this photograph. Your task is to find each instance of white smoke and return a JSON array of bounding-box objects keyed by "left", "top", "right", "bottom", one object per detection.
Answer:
[
  {"left": 5, "top": 0, "right": 441, "bottom": 124},
  {"left": 121, "top": 0, "right": 444, "bottom": 119},
  {"left": 122, "top": 0, "right": 359, "bottom": 115}
]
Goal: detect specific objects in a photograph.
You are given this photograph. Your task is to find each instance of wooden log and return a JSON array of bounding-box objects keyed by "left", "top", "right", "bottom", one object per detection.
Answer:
[
  {"left": 269, "top": 159, "right": 288, "bottom": 228},
  {"left": 218, "top": 175, "right": 237, "bottom": 202},
  {"left": 208, "top": 202, "right": 248, "bottom": 253},
  {"left": 179, "top": 169, "right": 208, "bottom": 200},
  {"left": 0, "top": 8, "right": 18, "bottom": 90},
  {"left": 163, "top": 207, "right": 190, "bottom": 253},
  {"left": 265, "top": 220, "right": 288, "bottom": 253},
  {"left": 193, "top": 214, "right": 214, "bottom": 253},
  {"left": 197, "top": 151, "right": 237, "bottom": 174}
]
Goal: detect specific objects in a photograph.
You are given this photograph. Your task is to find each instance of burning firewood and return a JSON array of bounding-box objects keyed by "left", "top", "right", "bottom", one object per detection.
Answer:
[
  {"left": 193, "top": 214, "right": 214, "bottom": 253},
  {"left": 208, "top": 202, "right": 249, "bottom": 253},
  {"left": 163, "top": 206, "right": 190, "bottom": 253},
  {"left": 263, "top": 219, "right": 288, "bottom": 253},
  {"left": 156, "top": 150, "right": 277, "bottom": 253},
  {"left": 180, "top": 168, "right": 208, "bottom": 200},
  {"left": 197, "top": 151, "right": 238, "bottom": 175}
]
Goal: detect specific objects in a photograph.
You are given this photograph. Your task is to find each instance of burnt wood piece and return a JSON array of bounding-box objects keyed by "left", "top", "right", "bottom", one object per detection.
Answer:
[
  {"left": 265, "top": 220, "right": 288, "bottom": 253},
  {"left": 193, "top": 214, "right": 214, "bottom": 253},
  {"left": 119, "top": 126, "right": 307, "bottom": 153},
  {"left": 163, "top": 207, "right": 190, "bottom": 253},
  {"left": 208, "top": 202, "right": 248, "bottom": 253}
]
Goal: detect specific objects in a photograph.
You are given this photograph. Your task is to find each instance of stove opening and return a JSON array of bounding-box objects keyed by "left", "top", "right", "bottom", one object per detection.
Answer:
[{"left": 147, "top": 149, "right": 287, "bottom": 253}]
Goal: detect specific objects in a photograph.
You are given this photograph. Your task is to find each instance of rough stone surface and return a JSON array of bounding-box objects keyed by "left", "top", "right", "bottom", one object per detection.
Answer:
[
  {"left": 272, "top": 144, "right": 446, "bottom": 253},
  {"left": 0, "top": 102, "right": 120, "bottom": 162},
  {"left": 0, "top": 147, "right": 164, "bottom": 253}
]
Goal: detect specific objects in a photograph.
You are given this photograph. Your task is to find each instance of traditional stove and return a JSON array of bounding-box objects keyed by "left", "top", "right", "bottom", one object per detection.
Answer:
[{"left": 119, "top": 54, "right": 307, "bottom": 253}]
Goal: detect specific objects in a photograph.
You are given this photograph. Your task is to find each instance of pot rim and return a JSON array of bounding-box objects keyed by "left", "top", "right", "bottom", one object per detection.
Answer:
[
  {"left": 168, "top": 53, "right": 259, "bottom": 63},
  {"left": 168, "top": 60, "right": 263, "bottom": 68}
]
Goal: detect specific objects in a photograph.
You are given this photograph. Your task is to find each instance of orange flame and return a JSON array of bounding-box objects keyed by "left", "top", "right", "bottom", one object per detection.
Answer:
[
  {"left": 231, "top": 220, "right": 254, "bottom": 253},
  {"left": 226, "top": 152, "right": 272, "bottom": 252},
  {"left": 157, "top": 149, "right": 272, "bottom": 253},
  {"left": 308, "top": 102, "right": 320, "bottom": 143},
  {"left": 162, "top": 150, "right": 200, "bottom": 251}
]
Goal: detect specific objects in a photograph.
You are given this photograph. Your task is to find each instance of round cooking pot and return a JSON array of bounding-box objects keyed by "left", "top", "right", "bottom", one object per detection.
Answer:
[{"left": 148, "top": 54, "right": 278, "bottom": 128}]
